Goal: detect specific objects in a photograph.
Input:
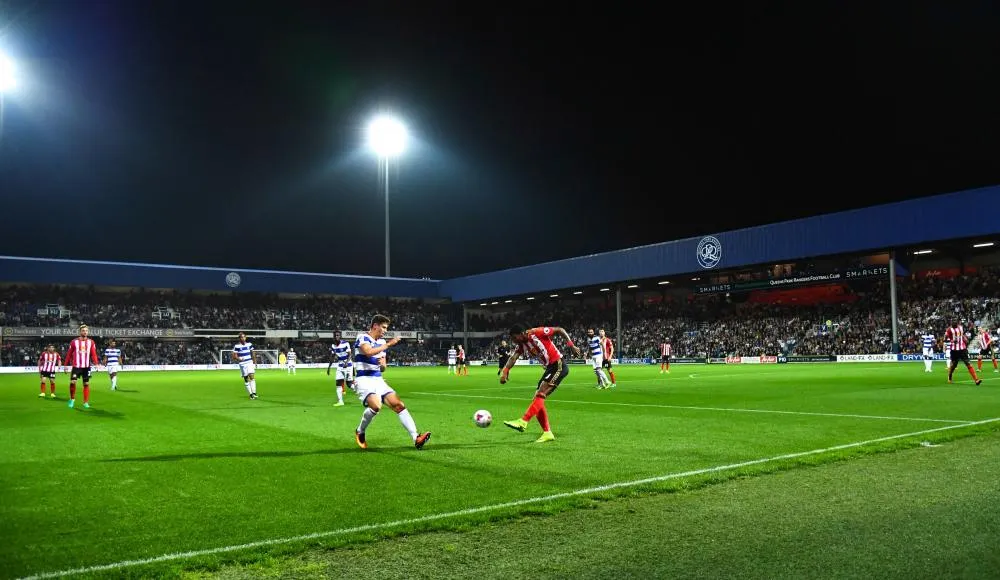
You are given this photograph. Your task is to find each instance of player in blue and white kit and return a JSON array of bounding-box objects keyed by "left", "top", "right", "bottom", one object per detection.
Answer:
[
  {"left": 102, "top": 339, "right": 123, "bottom": 391},
  {"left": 447, "top": 345, "right": 458, "bottom": 375},
  {"left": 231, "top": 332, "right": 258, "bottom": 399},
  {"left": 586, "top": 329, "right": 611, "bottom": 389},
  {"left": 353, "top": 314, "right": 431, "bottom": 450},
  {"left": 326, "top": 330, "right": 353, "bottom": 407},
  {"left": 285, "top": 348, "right": 297, "bottom": 374},
  {"left": 920, "top": 331, "right": 935, "bottom": 373}
]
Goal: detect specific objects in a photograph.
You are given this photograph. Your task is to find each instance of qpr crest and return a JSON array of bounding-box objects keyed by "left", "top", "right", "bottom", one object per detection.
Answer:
[
  {"left": 696, "top": 236, "right": 722, "bottom": 269},
  {"left": 225, "top": 272, "right": 242, "bottom": 288}
]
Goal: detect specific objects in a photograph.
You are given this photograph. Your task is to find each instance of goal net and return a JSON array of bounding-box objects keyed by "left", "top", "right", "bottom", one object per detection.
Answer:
[{"left": 219, "top": 350, "right": 279, "bottom": 365}]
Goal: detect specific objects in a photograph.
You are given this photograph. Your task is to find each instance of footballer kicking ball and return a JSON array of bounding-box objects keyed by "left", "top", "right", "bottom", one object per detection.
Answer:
[{"left": 474, "top": 409, "right": 493, "bottom": 428}]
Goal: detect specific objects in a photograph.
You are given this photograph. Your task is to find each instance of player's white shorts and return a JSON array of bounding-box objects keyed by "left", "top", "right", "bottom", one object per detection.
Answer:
[
  {"left": 922, "top": 348, "right": 933, "bottom": 358},
  {"left": 355, "top": 375, "right": 395, "bottom": 405},
  {"left": 590, "top": 355, "right": 604, "bottom": 369},
  {"left": 335, "top": 364, "right": 354, "bottom": 382},
  {"left": 239, "top": 361, "right": 256, "bottom": 377},
  {"left": 448, "top": 358, "right": 456, "bottom": 366},
  {"left": 106, "top": 363, "right": 121, "bottom": 374},
  {"left": 287, "top": 360, "right": 296, "bottom": 367}
]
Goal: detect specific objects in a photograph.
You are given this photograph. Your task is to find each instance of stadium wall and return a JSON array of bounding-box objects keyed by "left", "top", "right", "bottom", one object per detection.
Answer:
[
  {"left": 440, "top": 185, "right": 1000, "bottom": 302},
  {"left": 0, "top": 256, "right": 440, "bottom": 298}
]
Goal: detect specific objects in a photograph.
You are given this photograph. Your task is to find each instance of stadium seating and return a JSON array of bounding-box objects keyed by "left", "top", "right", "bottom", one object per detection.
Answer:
[{"left": 2, "top": 265, "right": 999, "bottom": 365}]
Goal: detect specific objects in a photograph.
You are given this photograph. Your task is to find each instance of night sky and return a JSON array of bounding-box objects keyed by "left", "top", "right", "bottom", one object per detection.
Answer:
[{"left": 1, "top": 1, "right": 998, "bottom": 279}]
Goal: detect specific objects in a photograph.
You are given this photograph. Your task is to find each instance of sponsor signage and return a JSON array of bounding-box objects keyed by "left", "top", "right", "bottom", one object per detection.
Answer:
[
  {"left": 782, "top": 355, "right": 836, "bottom": 363},
  {"left": 1, "top": 327, "right": 196, "bottom": 338},
  {"left": 836, "top": 354, "right": 898, "bottom": 363},
  {"left": 897, "top": 353, "right": 947, "bottom": 361},
  {"left": 338, "top": 330, "right": 418, "bottom": 339},
  {"left": 726, "top": 356, "right": 779, "bottom": 364},
  {"left": 696, "top": 266, "right": 890, "bottom": 295}
]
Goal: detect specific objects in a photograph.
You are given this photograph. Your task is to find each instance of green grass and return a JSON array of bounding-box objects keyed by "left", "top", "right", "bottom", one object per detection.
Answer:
[{"left": 1, "top": 362, "right": 998, "bottom": 579}]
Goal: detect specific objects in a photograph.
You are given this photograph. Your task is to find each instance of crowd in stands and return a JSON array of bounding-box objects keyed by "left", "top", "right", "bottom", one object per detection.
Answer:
[
  {"left": 0, "top": 288, "right": 459, "bottom": 332},
  {"left": 2, "top": 265, "right": 999, "bottom": 366}
]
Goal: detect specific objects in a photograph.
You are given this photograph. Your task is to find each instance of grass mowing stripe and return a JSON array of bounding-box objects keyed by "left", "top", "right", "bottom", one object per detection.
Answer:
[
  {"left": 411, "top": 392, "right": 973, "bottom": 423},
  {"left": 17, "top": 417, "right": 999, "bottom": 580}
]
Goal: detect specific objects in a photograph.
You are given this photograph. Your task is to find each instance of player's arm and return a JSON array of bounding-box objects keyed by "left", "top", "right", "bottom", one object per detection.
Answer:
[
  {"left": 327, "top": 355, "right": 335, "bottom": 375},
  {"left": 499, "top": 350, "right": 520, "bottom": 383},
  {"left": 540, "top": 326, "right": 581, "bottom": 357},
  {"left": 251, "top": 347, "right": 257, "bottom": 364},
  {"left": 63, "top": 344, "right": 75, "bottom": 372},
  {"left": 358, "top": 337, "right": 401, "bottom": 357}
]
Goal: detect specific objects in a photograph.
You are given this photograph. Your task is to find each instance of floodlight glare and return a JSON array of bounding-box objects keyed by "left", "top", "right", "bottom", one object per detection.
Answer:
[
  {"left": 366, "top": 115, "right": 407, "bottom": 158},
  {"left": 0, "top": 53, "right": 15, "bottom": 93}
]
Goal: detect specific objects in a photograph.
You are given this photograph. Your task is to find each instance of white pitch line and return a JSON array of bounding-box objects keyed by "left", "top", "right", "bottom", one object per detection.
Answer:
[
  {"left": 17, "top": 417, "right": 1000, "bottom": 580},
  {"left": 410, "top": 392, "right": 972, "bottom": 423}
]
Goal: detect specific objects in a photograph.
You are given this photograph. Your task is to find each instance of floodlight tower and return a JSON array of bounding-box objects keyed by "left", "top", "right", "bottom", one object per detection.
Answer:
[
  {"left": 0, "top": 52, "right": 14, "bottom": 147},
  {"left": 365, "top": 114, "right": 408, "bottom": 278}
]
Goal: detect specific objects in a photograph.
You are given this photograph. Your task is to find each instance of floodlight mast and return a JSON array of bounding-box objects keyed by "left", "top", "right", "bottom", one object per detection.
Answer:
[
  {"left": 0, "top": 52, "right": 15, "bottom": 148},
  {"left": 366, "top": 115, "right": 408, "bottom": 278}
]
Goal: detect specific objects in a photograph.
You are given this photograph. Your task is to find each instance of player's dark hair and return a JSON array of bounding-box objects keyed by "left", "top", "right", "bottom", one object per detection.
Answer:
[
  {"left": 508, "top": 325, "right": 522, "bottom": 337},
  {"left": 371, "top": 314, "right": 391, "bottom": 327}
]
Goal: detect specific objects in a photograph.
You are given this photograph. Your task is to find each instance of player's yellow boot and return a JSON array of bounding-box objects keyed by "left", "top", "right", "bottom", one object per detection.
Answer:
[
  {"left": 503, "top": 418, "right": 528, "bottom": 432},
  {"left": 535, "top": 431, "right": 555, "bottom": 443},
  {"left": 38, "top": 392, "right": 46, "bottom": 398}
]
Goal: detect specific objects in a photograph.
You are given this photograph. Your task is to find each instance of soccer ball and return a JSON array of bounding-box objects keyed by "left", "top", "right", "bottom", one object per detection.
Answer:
[{"left": 473, "top": 409, "right": 492, "bottom": 428}]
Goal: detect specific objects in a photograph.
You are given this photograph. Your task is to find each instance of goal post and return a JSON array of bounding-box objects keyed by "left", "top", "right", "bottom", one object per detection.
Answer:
[{"left": 220, "top": 350, "right": 279, "bottom": 365}]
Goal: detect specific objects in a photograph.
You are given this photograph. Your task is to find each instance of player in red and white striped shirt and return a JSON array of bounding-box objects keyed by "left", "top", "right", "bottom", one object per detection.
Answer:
[
  {"left": 977, "top": 326, "right": 998, "bottom": 373},
  {"left": 64, "top": 325, "right": 100, "bottom": 409},
  {"left": 500, "top": 325, "right": 582, "bottom": 443},
  {"left": 659, "top": 340, "right": 672, "bottom": 373},
  {"left": 37, "top": 345, "right": 61, "bottom": 398},
  {"left": 945, "top": 321, "right": 981, "bottom": 385}
]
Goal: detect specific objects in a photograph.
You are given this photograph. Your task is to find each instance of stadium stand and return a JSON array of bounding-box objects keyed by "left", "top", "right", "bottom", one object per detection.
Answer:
[{"left": 3, "top": 263, "right": 999, "bottom": 366}]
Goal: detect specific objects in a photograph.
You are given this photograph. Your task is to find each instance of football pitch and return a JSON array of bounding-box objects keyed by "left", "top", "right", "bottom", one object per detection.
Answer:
[{"left": 2, "top": 362, "right": 1000, "bottom": 579}]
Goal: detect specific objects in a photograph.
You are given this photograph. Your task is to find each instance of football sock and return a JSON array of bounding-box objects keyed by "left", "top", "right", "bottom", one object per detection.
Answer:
[
  {"left": 994, "top": 359, "right": 998, "bottom": 370},
  {"left": 665, "top": 363, "right": 670, "bottom": 371},
  {"left": 249, "top": 379, "right": 257, "bottom": 395},
  {"left": 40, "top": 381, "right": 46, "bottom": 394},
  {"left": 522, "top": 395, "right": 545, "bottom": 422},
  {"left": 536, "top": 403, "right": 551, "bottom": 432},
  {"left": 69, "top": 381, "right": 77, "bottom": 400},
  {"left": 397, "top": 408, "right": 418, "bottom": 441},
  {"left": 336, "top": 386, "right": 344, "bottom": 403},
  {"left": 609, "top": 370, "right": 616, "bottom": 383},
  {"left": 83, "top": 385, "right": 90, "bottom": 404},
  {"left": 924, "top": 358, "right": 932, "bottom": 371},
  {"left": 244, "top": 381, "right": 253, "bottom": 395},
  {"left": 978, "top": 359, "right": 982, "bottom": 371},
  {"left": 111, "top": 376, "right": 117, "bottom": 389},
  {"left": 968, "top": 366, "right": 979, "bottom": 381},
  {"left": 358, "top": 407, "right": 378, "bottom": 433},
  {"left": 50, "top": 382, "right": 56, "bottom": 394}
]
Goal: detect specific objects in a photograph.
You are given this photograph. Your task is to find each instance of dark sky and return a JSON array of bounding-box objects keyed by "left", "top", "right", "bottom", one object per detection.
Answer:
[{"left": 1, "top": 1, "right": 998, "bottom": 279}]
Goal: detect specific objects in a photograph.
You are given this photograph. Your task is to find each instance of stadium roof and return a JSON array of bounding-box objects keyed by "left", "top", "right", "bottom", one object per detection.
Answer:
[{"left": 1, "top": 185, "right": 998, "bottom": 302}]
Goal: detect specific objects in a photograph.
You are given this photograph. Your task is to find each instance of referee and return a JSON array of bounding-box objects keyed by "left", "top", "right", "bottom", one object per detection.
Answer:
[{"left": 497, "top": 340, "right": 511, "bottom": 375}]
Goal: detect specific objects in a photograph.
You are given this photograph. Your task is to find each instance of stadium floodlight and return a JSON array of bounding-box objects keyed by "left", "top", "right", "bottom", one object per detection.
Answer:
[
  {"left": 366, "top": 115, "right": 407, "bottom": 158},
  {"left": 0, "top": 53, "right": 14, "bottom": 93},
  {"left": 365, "top": 114, "right": 408, "bottom": 277}
]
